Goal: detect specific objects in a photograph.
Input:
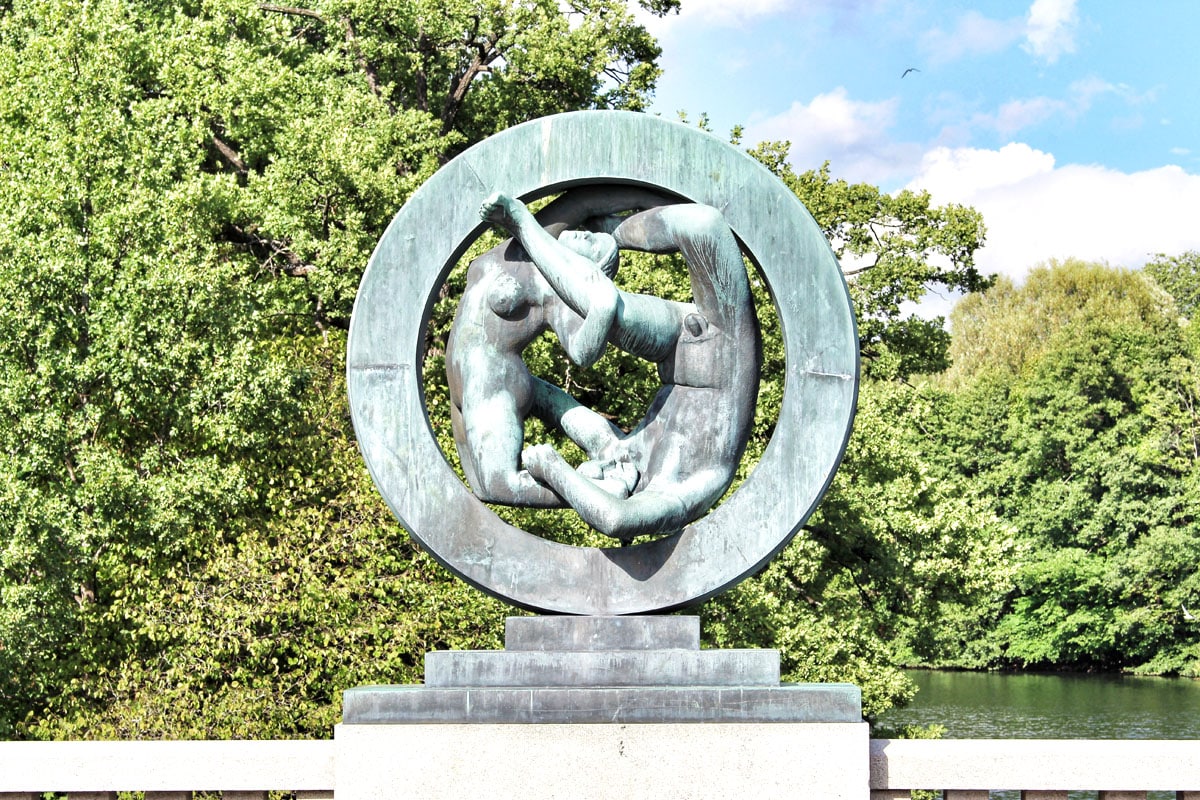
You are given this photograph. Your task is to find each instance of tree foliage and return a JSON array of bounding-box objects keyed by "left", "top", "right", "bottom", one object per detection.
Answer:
[
  {"left": 945, "top": 258, "right": 1175, "bottom": 387},
  {"left": 1146, "top": 250, "right": 1200, "bottom": 318},
  {"left": 0, "top": 0, "right": 666, "bottom": 739},
  {"left": 927, "top": 259, "right": 1200, "bottom": 674},
  {"left": 745, "top": 146, "right": 991, "bottom": 380},
  {"left": 704, "top": 379, "right": 1017, "bottom": 716}
]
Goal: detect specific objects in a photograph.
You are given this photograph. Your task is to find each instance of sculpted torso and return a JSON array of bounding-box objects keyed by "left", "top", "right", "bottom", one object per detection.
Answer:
[{"left": 445, "top": 187, "right": 675, "bottom": 509}]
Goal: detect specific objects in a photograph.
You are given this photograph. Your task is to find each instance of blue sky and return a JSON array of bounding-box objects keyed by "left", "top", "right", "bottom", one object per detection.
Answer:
[{"left": 637, "top": 0, "right": 1200, "bottom": 296}]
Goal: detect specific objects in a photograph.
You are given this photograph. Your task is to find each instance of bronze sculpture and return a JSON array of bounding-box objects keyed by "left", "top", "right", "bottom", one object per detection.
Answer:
[
  {"left": 462, "top": 192, "right": 760, "bottom": 540},
  {"left": 346, "top": 111, "right": 857, "bottom": 614}
]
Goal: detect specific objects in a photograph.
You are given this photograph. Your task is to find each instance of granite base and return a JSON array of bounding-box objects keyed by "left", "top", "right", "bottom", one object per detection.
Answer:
[
  {"left": 334, "top": 721, "right": 870, "bottom": 800},
  {"left": 338, "top": 616, "right": 867, "bottom": 796}
]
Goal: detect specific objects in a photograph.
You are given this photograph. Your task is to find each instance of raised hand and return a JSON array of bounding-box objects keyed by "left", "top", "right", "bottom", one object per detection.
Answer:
[{"left": 480, "top": 191, "right": 521, "bottom": 229}]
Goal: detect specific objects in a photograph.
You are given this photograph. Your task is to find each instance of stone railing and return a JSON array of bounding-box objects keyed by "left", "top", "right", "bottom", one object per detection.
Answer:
[
  {"left": 870, "top": 739, "right": 1200, "bottom": 799},
  {"left": 3, "top": 737, "right": 1200, "bottom": 797},
  {"left": 0, "top": 740, "right": 335, "bottom": 798}
]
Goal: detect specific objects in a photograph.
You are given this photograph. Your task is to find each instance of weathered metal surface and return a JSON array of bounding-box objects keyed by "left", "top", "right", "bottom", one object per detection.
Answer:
[
  {"left": 504, "top": 615, "right": 700, "bottom": 651},
  {"left": 347, "top": 110, "right": 858, "bottom": 615},
  {"left": 341, "top": 683, "right": 864, "bottom": 724},
  {"left": 423, "top": 648, "right": 780, "bottom": 688},
  {"left": 455, "top": 192, "right": 762, "bottom": 540}
]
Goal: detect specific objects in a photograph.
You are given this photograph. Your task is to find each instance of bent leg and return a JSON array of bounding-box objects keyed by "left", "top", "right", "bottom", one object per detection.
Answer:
[
  {"left": 462, "top": 389, "right": 564, "bottom": 508},
  {"left": 523, "top": 444, "right": 703, "bottom": 540},
  {"left": 529, "top": 377, "right": 623, "bottom": 459}
]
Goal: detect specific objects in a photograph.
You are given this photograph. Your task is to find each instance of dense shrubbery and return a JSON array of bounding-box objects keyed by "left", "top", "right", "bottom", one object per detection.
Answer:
[{"left": 0, "top": 0, "right": 669, "bottom": 738}]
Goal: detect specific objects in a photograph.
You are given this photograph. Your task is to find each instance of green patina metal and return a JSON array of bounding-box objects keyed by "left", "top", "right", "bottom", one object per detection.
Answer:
[
  {"left": 347, "top": 110, "right": 858, "bottom": 615},
  {"left": 451, "top": 189, "right": 762, "bottom": 541}
]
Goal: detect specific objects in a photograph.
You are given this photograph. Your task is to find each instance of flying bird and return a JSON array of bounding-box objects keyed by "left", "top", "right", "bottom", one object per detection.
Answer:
[
  {"left": 902, "top": 67, "right": 920, "bottom": 78},
  {"left": 1184, "top": 604, "right": 1196, "bottom": 621}
]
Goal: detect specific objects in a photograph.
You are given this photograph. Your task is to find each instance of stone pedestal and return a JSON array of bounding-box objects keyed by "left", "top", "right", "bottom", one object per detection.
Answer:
[
  {"left": 336, "top": 616, "right": 869, "bottom": 799},
  {"left": 336, "top": 721, "right": 868, "bottom": 799}
]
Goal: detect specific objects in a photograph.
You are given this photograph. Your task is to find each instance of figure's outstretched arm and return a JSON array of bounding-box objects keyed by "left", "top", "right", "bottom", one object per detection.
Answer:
[
  {"left": 482, "top": 192, "right": 613, "bottom": 317},
  {"left": 554, "top": 292, "right": 618, "bottom": 369}
]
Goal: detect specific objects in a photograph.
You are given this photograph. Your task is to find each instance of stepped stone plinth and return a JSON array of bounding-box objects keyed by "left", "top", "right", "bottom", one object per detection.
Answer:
[{"left": 342, "top": 615, "right": 860, "bottom": 725}]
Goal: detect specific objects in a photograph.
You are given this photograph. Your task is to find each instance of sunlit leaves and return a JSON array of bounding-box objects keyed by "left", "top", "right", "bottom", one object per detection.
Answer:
[
  {"left": 933, "top": 259, "right": 1200, "bottom": 674},
  {"left": 744, "top": 150, "right": 991, "bottom": 379},
  {"left": 0, "top": 0, "right": 665, "bottom": 739},
  {"left": 1146, "top": 250, "right": 1200, "bottom": 318}
]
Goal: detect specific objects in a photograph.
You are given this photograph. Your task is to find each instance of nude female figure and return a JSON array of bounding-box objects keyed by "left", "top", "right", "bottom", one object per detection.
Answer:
[
  {"left": 478, "top": 192, "right": 761, "bottom": 540},
  {"left": 445, "top": 186, "right": 668, "bottom": 507}
]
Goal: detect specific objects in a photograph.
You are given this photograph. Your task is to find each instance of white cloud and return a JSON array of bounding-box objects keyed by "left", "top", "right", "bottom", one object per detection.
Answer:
[
  {"left": 919, "top": 11, "right": 1024, "bottom": 64},
  {"left": 635, "top": 0, "right": 888, "bottom": 36},
  {"left": 671, "top": 0, "right": 792, "bottom": 25},
  {"left": 1022, "top": 0, "right": 1079, "bottom": 63},
  {"left": 956, "top": 78, "right": 1144, "bottom": 139},
  {"left": 1070, "top": 76, "right": 1118, "bottom": 105},
  {"left": 907, "top": 143, "right": 1200, "bottom": 280},
  {"left": 634, "top": 0, "right": 797, "bottom": 32},
  {"left": 959, "top": 94, "right": 1071, "bottom": 139},
  {"left": 918, "top": 0, "right": 1079, "bottom": 66},
  {"left": 743, "top": 88, "right": 923, "bottom": 183},
  {"left": 912, "top": 143, "right": 1055, "bottom": 198},
  {"left": 991, "top": 97, "right": 1070, "bottom": 136}
]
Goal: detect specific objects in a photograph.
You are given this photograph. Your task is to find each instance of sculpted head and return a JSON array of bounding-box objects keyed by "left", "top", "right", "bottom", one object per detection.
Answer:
[{"left": 558, "top": 229, "right": 619, "bottom": 278}]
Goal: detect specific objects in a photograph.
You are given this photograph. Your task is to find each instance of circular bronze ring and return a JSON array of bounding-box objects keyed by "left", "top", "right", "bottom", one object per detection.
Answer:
[{"left": 347, "top": 111, "right": 858, "bottom": 614}]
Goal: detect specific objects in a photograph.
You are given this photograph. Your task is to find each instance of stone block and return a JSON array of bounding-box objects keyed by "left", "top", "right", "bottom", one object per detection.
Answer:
[
  {"left": 335, "top": 721, "right": 870, "bottom": 800},
  {"left": 342, "top": 683, "right": 862, "bottom": 724},
  {"left": 424, "top": 648, "right": 779, "bottom": 687},
  {"left": 504, "top": 615, "right": 700, "bottom": 651}
]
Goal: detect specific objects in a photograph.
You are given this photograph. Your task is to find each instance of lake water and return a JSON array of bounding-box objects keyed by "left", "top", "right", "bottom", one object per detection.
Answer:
[
  {"left": 876, "top": 669, "right": 1200, "bottom": 739},
  {"left": 875, "top": 670, "right": 1200, "bottom": 800}
]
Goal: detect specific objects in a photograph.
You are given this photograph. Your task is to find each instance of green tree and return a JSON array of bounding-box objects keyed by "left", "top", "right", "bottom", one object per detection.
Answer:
[
  {"left": 1146, "top": 250, "right": 1200, "bottom": 318},
  {"left": 945, "top": 258, "right": 1174, "bottom": 387},
  {"left": 0, "top": 0, "right": 669, "bottom": 739},
  {"left": 745, "top": 147, "right": 991, "bottom": 380},
  {"left": 933, "top": 260, "right": 1200, "bottom": 674},
  {"left": 701, "top": 379, "right": 1017, "bottom": 717}
]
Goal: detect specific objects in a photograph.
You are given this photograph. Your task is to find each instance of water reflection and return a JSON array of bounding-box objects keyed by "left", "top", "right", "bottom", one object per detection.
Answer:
[
  {"left": 878, "top": 669, "right": 1200, "bottom": 739},
  {"left": 876, "top": 670, "right": 1200, "bottom": 800}
]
